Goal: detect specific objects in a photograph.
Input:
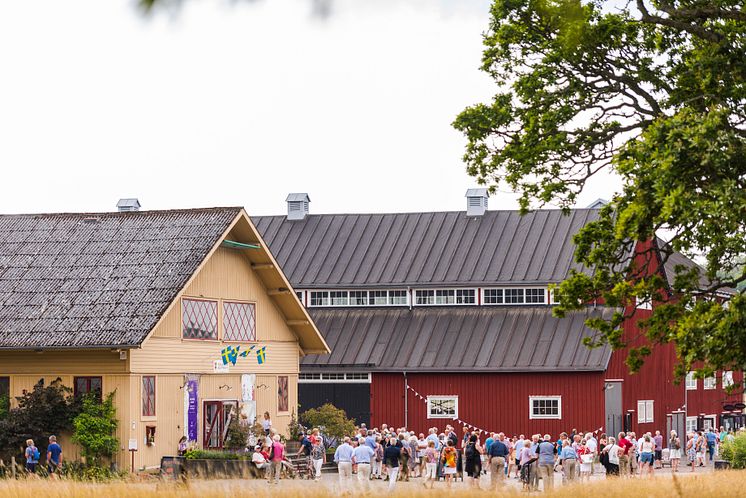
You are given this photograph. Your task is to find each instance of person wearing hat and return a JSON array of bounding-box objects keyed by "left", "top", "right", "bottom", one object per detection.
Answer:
[{"left": 252, "top": 444, "right": 270, "bottom": 478}]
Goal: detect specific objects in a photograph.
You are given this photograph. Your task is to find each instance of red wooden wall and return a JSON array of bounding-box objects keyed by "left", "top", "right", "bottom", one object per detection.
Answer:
[
  {"left": 371, "top": 371, "right": 606, "bottom": 437},
  {"left": 606, "top": 240, "right": 742, "bottom": 434}
]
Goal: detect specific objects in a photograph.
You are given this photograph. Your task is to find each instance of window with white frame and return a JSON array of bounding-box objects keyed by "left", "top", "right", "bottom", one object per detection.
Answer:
[
  {"left": 529, "top": 396, "right": 561, "bottom": 419},
  {"left": 703, "top": 418, "right": 715, "bottom": 430},
  {"left": 370, "top": 290, "right": 388, "bottom": 305},
  {"left": 435, "top": 289, "right": 455, "bottom": 304},
  {"left": 295, "top": 291, "right": 304, "bottom": 304},
  {"left": 525, "top": 288, "right": 546, "bottom": 304},
  {"left": 484, "top": 289, "right": 504, "bottom": 304},
  {"left": 686, "top": 371, "right": 697, "bottom": 390},
  {"left": 310, "top": 291, "right": 330, "bottom": 307},
  {"left": 456, "top": 289, "right": 476, "bottom": 304},
  {"left": 704, "top": 376, "right": 716, "bottom": 390},
  {"left": 505, "top": 288, "right": 525, "bottom": 304},
  {"left": 723, "top": 371, "right": 734, "bottom": 389},
  {"left": 686, "top": 417, "right": 697, "bottom": 433},
  {"left": 549, "top": 288, "right": 562, "bottom": 304},
  {"left": 635, "top": 296, "right": 653, "bottom": 310},
  {"left": 427, "top": 396, "right": 458, "bottom": 419},
  {"left": 298, "top": 373, "right": 371, "bottom": 383},
  {"left": 388, "top": 290, "right": 408, "bottom": 305},
  {"left": 350, "top": 290, "right": 368, "bottom": 306},
  {"left": 637, "top": 400, "right": 654, "bottom": 423},
  {"left": 330, "top": 291, "right": 349, "bottom": 306},
  {"left": 415, "top": 290, "right": 435, "bottom": 305}
]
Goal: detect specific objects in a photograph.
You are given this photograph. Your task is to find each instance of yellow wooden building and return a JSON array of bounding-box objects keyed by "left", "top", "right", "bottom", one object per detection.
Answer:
[{"left": 0, "top": 206, "right": 329, "bottom": 470}]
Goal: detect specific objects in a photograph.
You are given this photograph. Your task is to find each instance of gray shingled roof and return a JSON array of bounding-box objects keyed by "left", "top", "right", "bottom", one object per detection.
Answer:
[
  {"left": 302, "top": 306, "right": 614, "bottom": 372},
  {"left": 252, "top": 209, "right": 600, "bottom": 288},
  {"left": 0, "top": 208, "right": 241, "bottom": 350}
]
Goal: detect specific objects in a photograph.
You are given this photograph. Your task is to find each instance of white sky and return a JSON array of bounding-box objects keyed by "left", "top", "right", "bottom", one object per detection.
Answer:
[{"left": 0, "top": 0, "right": 617, "bottom": 216}]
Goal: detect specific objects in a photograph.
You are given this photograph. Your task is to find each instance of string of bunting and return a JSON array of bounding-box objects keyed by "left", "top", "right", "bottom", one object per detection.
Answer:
[
  {"left": 407, "top": 384, "right": 604, "bottom": 436},
  {"left": 406, "top": 384, "right": 493, "bottom": 434}
]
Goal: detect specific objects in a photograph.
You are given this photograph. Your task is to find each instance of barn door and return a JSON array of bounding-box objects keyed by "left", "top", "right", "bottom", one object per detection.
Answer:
[
  {"left": 604, "top": 380, "right": 622, "bottom": 437},
  {"left": 203, "top": 400, "right": 238, "bottom": 449}
]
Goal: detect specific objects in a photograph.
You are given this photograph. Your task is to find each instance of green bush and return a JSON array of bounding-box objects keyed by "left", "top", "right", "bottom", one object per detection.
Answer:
[
  {"left": 72, "top": 392, "right": 119, "bottom": 467},
  {"left": 300, "top": 403, "right": 355, "bottom": 444},
  {"left": 0, "top": 394, "right": 9, "bottom": 420},
  {"left": 224, "top": 418, "right": 251, "bottom": 451},
  {"left": 184, "top": 449, "right": 242, "bottom": 460},
  {"left": 720, "top": 433, "right": 746, "bottom": 469}
]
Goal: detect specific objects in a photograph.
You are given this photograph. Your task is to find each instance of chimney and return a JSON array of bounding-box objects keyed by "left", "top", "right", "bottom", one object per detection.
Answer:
[
  {"left": 116, "top": 198, "right": 141, "bottom": 212},
  {"left": 286, "top": 193, "right": 310, "bottom": 220},
  {"left": 465, "top": 188, "right": 488, "bottom": 216}
]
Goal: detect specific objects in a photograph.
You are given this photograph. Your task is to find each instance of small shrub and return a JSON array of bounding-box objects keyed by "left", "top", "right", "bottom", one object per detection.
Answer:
[
  {"left": 720, "top": 432, "right": 746, "bottom": 468},
  {"left": 184, "top": 449, "right": 242, "bottom": 460},
  {"left": 71, "top": 392, "right": 119, "bottom": 467},
  {"left": 224, "top": 418, "right": 251, "bottom": 451},
  {"left": 300, "top": 403, "right": 355, "bottom": 447},
  {"left": 0, "top": 394, "right": 9, "bottom": 420},
  {"left": 288, "top": 408, "right": 305, "bottom": 441}
]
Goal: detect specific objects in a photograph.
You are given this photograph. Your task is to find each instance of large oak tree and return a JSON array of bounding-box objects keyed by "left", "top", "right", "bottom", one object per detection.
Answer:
[{"left": 453, "top": 0, "right": 745, "bottom": 381}]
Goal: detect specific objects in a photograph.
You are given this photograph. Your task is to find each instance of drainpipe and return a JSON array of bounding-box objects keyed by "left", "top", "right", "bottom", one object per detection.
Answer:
[{"left": 404, "top": 371, "right": 408, "bottom": 429}]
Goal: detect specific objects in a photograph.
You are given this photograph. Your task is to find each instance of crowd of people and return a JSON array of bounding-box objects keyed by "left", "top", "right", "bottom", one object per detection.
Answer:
[{"left": 280, "top": 423, "right": 739, "bottom": 491}]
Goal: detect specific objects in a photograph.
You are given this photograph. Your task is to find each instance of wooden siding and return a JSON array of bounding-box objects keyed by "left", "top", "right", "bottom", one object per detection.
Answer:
[
  {"left": 372, "top": 372, "right": 605, "bottom": 437},
  {"left": 0, "top": 350, "right": 128, "bottom": 375},
  {"left": 150, "top": 246, "right": 296, "bottom": 343}
]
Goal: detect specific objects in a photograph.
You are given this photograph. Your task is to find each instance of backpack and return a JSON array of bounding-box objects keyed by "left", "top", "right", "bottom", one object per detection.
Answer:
[
  {"left": 32, "top": 446, "right": 40, "bottom": 461},
  {"left": 465, "top": 443, "right": 475, "bottom": 459},
  {"left": 269, "top": 443, "right": 275, "bottom": 460}
]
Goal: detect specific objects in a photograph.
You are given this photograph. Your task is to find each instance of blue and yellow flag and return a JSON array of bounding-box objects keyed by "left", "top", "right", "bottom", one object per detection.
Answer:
[
  {"left": 221, "top": 346, "right": 239, "bottom": 366},
  {"left": 256, "top": 346, "right": 267, "bottom": 365},
  {"left": 239, "top": 345, "right": 255, "bottom": 358}
]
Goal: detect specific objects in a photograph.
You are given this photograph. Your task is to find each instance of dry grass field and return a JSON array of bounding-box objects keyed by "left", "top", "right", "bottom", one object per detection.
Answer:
[{"left": 0, "top": 470, "right": 744, "bottom": 498}]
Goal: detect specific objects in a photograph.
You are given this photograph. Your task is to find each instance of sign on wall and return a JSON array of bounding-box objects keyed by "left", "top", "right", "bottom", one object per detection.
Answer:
[
  {"left": 241, "top": 374, "right": 256, "bottom": 424},
  {"left": 186, "top": 378, "right": 199, "bottom": 442}
]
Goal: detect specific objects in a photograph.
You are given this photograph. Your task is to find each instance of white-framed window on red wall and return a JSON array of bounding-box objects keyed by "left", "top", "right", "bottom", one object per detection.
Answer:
[
  {"left": 142, "top": 376, "right": 156, "bottom": 417},
  {"left": 182, "top": 298, "right": 218, "bottom": 340},
  {"left": 223, "top": 301, "right": 257, "bottom": 342}
]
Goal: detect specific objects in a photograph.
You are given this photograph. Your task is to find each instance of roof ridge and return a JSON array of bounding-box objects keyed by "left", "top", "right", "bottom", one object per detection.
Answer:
[
  {"left": 0, "top": 206, "right": 244, "bottom": 218},
  {"left": 253, "top": 208, "right": 601, "bottom": 218}
]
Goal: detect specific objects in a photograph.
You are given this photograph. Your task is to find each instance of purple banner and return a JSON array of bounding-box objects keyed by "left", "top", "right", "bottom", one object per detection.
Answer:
[{"left": 187, "top": 379, "right": 198, "bottom": 442}]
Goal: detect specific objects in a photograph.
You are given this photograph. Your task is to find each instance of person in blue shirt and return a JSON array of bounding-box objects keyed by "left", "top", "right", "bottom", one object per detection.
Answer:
[
  {"left": 560, "top": 440, "right": 578, "bottom": 481},
  {"left": 334, "top": 437, "right": 354, "bottom": 488},
  {"left": 24, "top": 439, "right": 38, "bottom": 474},
  {"left": 535, "top": 435, "right": 556, "bottom": 491},
  {"left": 485, "top": 433, "right": 495, "bottom": 455},
  {"left": 352, "top": 437, "right": 375, "bottom": 487},
  {"left": 488, "top": 434, "right": 509, "bottom": 489},
  {"left": 383, "top": 437, "right": 401, "bottom": 491},
  {"left": 705, "top": 428, "right": 718, "bottom": 463},
  {"left": 46, "top": 435, "right": 63, "bottom": 478}
]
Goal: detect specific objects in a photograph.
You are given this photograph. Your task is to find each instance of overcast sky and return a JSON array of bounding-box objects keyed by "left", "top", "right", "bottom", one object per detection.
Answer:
[{"left": 0, "top": 0, "right": 616, "bottom": 216}]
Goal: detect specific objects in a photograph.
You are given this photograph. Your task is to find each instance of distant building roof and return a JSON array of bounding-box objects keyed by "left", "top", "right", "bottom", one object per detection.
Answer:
[
  {"left": 0, "top": 207, "right": 241, "bottom": 350},
  {"left": 286, "top": 193, "right": 311, "bottom": 202},
  {"left": 252, "top": 209, "right": 601, "bottom": 288},
  {"left": 465, "top": 188, "right": 488, "bottom": 197},
  {"left": 302, "top": 306, "right": 615, "bottom": 372},
  {"left": 656, "top": 238, "right": 735, "bottom": 294}
]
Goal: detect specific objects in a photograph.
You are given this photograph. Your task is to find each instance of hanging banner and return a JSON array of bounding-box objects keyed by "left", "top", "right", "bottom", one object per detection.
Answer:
[
  {"left": 241, "top": 374, "right": 256, "bottom": 425},
  {"left": 187, "top": 378, "right": 199, "bottom": 442}
]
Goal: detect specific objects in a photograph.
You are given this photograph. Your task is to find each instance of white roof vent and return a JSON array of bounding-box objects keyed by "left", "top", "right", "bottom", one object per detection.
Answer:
[
  {"left": 286, "top": 193, "right": 310, "bottom": 220},
  {"left": 586, "top": 198, "right": 608, "bottom": 209},
  {"left": 116, "top": 198, "right": 141, "bottom": 212},
  {"left": 465, "top": 188, "right": 488, "bottom": 217}
]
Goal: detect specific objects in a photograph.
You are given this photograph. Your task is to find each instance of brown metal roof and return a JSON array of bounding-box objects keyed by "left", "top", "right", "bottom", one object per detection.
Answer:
[
  {"left": 0, "top": 208, "right": 241, "bottom": 349},
  {"left": 252, "top": 209, "right": 601, "bottom": 288},
  {"left": 301, "top": 306, "right": 614, "bottom": 372}
]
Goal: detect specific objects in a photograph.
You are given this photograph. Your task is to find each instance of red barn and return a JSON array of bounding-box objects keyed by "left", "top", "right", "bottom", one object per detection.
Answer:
[{"left": 253, "top": 191, "right": 743, "bottom": 438}]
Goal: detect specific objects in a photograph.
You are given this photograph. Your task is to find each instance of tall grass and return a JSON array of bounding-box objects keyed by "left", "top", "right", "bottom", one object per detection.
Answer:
[{"left": 1, "top": 471, "right": 744, "bottom": 497}]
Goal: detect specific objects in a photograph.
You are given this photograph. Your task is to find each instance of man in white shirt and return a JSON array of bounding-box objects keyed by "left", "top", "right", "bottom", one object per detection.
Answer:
[
  {"left": 252, "top": 445, "right": 269, "bottom": 478},
  {"left": 585, "top": 434, "right": 597, "bottom": 474}
]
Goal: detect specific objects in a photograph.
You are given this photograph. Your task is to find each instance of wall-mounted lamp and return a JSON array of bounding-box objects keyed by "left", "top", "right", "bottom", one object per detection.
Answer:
[
  {"left": 256, "top": 383, "right": 269, "bottom": 390},
  {"left": 219, "top": 384, "right": 232, "bottom": 391}
]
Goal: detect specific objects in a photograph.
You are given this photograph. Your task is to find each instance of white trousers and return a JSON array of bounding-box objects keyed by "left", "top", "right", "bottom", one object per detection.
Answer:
[
  {"left": 312, "top": 458, "right": 323, "bottom": 478},
  {"left": 388, "top": 467, "right": 399, "bottom": 491}
]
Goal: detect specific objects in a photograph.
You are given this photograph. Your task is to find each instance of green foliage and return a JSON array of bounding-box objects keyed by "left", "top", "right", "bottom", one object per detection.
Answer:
[
  {"left": 224, "top": 417, "right": 251, "bottom": 451},
  {"left": 0, "top": 379, "right": 79, "bottom": 461},
  {"left": 720, "top": 433, "right": 746, "bottom": 469},
  {"left": 71, "top": 392, "right": 119, "bottom": 466},
  {"left": 454, "top": 0, "right": 746, "bottom": 377},
  {"left": 288, "top": 408, "right": 305, "bottom": 441},
  {"left": 0, "top": 394, "right": 9, "bottom": 421},
  {"left": 184, "top": 449, "right": 243, "bottom": 460},
  {"left": 300, "top": 403, "right": 355, "bottom": 442}
]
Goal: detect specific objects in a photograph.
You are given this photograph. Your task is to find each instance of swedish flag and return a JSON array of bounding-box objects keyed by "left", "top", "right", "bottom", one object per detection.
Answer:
[
  {"left": 256, "top": 346, "right": 267, "bottom": 365},
  {"left": 239, "top": 345, "right": 255, "bottom": 358},
  {"left": 221, "top": 346, "right": 239, "bottom": 366}
]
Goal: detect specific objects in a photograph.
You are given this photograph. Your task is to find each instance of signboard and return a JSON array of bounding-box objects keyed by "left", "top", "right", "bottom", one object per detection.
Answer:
[
  {"left": 241, "top": 374, "right": 256, "bottom": 424},
  {"left": 128, "top": 438, "right": 138, "bottom": 451},
  {"left": 187, "top": 379, "right": 199, "bottom": 442},
  {"left": 213, "top": 360, "right": 230, "bottom": 373}
]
